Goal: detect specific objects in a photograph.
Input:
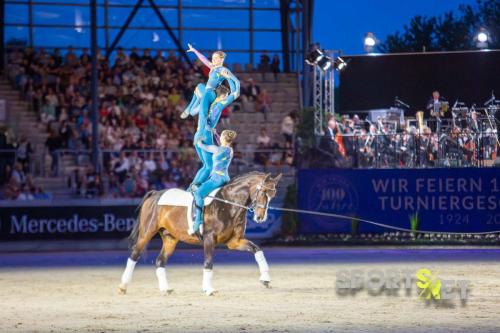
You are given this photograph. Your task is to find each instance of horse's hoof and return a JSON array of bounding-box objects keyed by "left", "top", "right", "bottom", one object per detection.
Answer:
[
  {"left": 160, "top": 289, "right": 174, "bottom": 296},
  {"left": 203, "top": 288, "right": 217, "bottom": 296},
  {"left": 260, "top": 280, "right": 272, "bottom": 289},
  {"left": 118, "top": 284, "right": 127, "bottom": 295}
]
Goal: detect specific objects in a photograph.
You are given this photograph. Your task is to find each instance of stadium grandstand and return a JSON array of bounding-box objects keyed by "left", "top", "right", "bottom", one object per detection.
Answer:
[{"left": 1, "top": 0, "right": 302, "bottom": 200}]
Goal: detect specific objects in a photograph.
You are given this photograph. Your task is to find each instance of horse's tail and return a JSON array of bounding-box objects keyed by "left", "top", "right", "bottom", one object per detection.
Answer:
[{"left": 129, "top": 190, "right": 158, "bottom": 250}]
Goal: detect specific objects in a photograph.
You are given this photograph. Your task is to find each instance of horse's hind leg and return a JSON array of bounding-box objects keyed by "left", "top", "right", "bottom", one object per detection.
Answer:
[
  {"left": 119, "top": 223, "right": 158, "bottom": 294},
  {"left": 202, "top": 232, "right": 217, "bottom": 296},
  {"left": 155, "top": 232, "right": 178, "bottom": 295},
  {"left": 227, "top": 238, "right": 271, "bottom": 288}
]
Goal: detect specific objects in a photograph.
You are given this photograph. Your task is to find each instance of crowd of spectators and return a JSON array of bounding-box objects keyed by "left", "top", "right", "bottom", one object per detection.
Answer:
[
  {"left": 5, "top": 46, "right": 210, "bottom": 198},
  {"left": 3, "top": 47, "right": 294, "bottom": 199},
  {"left": 0, "top": 129, "right": 50, "bottom": 200},
  {"left": 252, "top": 112, "right": 297, "bottom": 171}
]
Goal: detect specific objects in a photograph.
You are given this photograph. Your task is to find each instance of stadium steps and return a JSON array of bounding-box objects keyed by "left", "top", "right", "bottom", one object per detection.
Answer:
[
  {"left": 0, "top": 76, "right": 57, "bottom": 196},
  {"left": 224, "top": 72, "right": 300, "bottom": 150},
  {"left": 33, "top": 176, "right": 74, "bottom": 198},
  {"left": 0, "top": 78, "right": 49, "bottom": 156}
]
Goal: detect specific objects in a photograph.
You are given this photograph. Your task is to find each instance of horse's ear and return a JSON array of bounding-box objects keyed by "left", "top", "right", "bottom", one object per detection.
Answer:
[{"left": 272, "top": 173, "right": 282, "bottom": 183}]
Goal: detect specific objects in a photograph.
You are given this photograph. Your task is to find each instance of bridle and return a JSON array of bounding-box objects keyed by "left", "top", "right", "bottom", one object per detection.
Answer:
[{"left": 249, "top": 179, "right": 276, "bottom": 215}]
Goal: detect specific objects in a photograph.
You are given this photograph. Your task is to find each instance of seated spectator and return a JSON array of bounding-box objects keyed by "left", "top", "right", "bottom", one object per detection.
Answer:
[
  {"left": 17, "top": 183, "right": 34, "bottom": 201},
  {"left": 16, "top": 135, "right": 33, "bottom": 172},
  {"left": 257, "top": 128, "right": 271, "bottom": 148},
  {"left": 256, "top": 89, "right": 272, "bottom": 121},
  {"left": 242, "top": 78, "right": 260, "bottom": 103},
  {"left": 281, "top": 112, "right": 296, "bottom": 148},
  {"left": 82, "top": 167, "right": 103, "bottom": 198},
  {"left": 4, "top": 177, "right": 21, "bottom": 200},
  {"left": 10, "top": 162, "right": 26, "bottom": 186},
  {"left": 113, "top": 151, "right": 131, "bottom": 183},
  {"left": 40, "top": 99, "right": 56, "bottom": 125}
]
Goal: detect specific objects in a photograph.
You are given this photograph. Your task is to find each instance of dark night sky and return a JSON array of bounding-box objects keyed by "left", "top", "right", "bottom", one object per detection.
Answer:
[{"left": 313, "top": 0, "right": 478, "bottom": 55}]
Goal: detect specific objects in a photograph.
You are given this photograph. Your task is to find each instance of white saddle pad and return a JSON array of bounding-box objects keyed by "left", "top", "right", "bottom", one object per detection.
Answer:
[
  {"left": 157, "top": 188, "right": 221, "bottom": 234},
  {"left": 157, "top": 188, "right": 221, "bottom": 207}
]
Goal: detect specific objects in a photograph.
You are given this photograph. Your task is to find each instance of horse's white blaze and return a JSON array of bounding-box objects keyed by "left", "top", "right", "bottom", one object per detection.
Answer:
[
  {"left": 120, "top": 258, "right": 137, "bottom": 286},
  {"left": 155, "top": 267, "right": 169, "bottom": 293},
  {"left": 253, "top": 194, "right": 270, "bottom": 223},
  {"left": 255, "top": 250, "right": 271, "bottom": 282},
  {"left": 262, "top": 194, "right": 270, "bottom": 221},
  {"left": 202, "top": 269, "right": 215, "bottom": 295}
]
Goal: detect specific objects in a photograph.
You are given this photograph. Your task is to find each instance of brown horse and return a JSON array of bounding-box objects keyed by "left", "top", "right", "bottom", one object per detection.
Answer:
[{"left": 118, "top": 171, "right": 282, "bottom": 295}]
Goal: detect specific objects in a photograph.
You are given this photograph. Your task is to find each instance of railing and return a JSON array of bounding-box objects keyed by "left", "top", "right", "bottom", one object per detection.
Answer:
[
  {"left": 304, "top": 130, "right": 499, "bottom": 169},
  {"left": 40, "top": 147, "right": 294, "bottom": 177}
]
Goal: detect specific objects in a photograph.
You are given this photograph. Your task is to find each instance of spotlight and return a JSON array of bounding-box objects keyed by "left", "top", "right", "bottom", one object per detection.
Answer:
[
  {"left": 305, "top": 49, "right": 324, "bottom": 66},
  {"left": 476, "top": 28, "right": 489, "bottom": 49},
  {"left": 306, "top": 48, "right": 333, "bottom": 71},
  {"left": 317, "top": 56, "right": 333, "bottom": 71},
  {"left": 364, "top": 32, "right": 377, "bottom": 53},
  {"left": 477, "top": 32, "right": 488, "bottom": 42},
  {"left": 334, "top": 57, "right": 348, "bottom": 71},
  {"left": 305, "top": 46, "right": 347, "bottom": 72}
]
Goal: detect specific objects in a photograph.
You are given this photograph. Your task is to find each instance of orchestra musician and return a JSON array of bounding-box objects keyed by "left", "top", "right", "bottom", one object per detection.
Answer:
[{"left": 426, "top": 90, "right": 448, "bottom": 134}]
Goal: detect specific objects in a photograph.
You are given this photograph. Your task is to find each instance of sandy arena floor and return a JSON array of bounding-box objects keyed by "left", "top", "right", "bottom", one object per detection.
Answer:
[{"left": 1, "top": 249, "right": 499, "bottom": 333}]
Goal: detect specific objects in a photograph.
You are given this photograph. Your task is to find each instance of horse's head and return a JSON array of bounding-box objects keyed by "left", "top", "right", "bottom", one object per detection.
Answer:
[{"left": 250, "top": 173, "right": 282, "bottom": 223}]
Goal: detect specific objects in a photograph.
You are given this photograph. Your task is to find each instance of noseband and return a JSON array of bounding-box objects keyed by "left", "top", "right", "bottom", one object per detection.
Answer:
[{"left": 249, "top": 180, "right": 276, "bottom": 213}]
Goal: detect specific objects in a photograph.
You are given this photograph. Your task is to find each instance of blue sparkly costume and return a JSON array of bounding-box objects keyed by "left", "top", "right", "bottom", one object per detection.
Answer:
[
  {"left": 184, "top": 65, "right": 239, "bottom": 188},
  {"left": 192, "top": 142, "right": 233, "bottom": 232}
]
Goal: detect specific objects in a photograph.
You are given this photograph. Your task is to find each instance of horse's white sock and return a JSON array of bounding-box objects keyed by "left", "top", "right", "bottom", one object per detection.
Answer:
[
  {"left": 121, "top": 258, "right": 137, "bottom": 285},
  {"left": 155, "top": 267, "right": 169, "bottom": 292},
  {"left": 255, "top": 251, "right": 271, "bottom": 281},
  {"left": 202, "top": 268, "right": 215, "bottom": 295}
]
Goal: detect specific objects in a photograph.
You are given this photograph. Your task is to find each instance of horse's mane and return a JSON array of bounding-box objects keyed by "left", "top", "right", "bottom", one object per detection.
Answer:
[{"left": 227, "top": 171, "right": 266, "bottom": 186}]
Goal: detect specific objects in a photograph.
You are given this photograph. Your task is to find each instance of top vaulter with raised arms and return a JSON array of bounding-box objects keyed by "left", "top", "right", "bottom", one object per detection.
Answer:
[{"left": 180, "top": 43, "right": 240, "bottom": 192}]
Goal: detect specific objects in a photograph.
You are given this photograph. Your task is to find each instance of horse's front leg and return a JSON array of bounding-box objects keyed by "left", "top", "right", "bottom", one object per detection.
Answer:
[
  {"left": 227, "top": 238, "right": 271, "bottom": 288},
  {"left": 202, "top": 232, "right": 217, "bottom": 296},
  {"left": 155, "top": 233, "right": 178, "bottom": 295}
]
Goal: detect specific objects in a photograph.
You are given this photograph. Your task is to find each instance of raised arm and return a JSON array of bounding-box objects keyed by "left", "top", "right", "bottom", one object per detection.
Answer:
[
  {"left": 187, "top": 43, "right": 212, "bottom": 69},
  {"left": 221, "top": 68, "right": 240, "bottom": 99}
]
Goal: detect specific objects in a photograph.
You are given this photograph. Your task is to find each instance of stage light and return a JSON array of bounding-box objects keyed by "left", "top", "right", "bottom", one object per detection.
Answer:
[
  {"left": 305, "top": 49, "right": 324, "bottom": 66},
  {"left": 317, "top": 56, "right": 332, "bottom": 71},
  {"left": 364, "top": 32, "right": 377, "bottom": 53},
  {"left": 477, "top": 31, "right": 488, "bottom": 43},
  {"left": 305, "top": 46, "right": 347, "bottom": 72},
  {"left": 476, "top": 28, "right": 489, "bottom": 49},
  {"left": 334, "top": 57, "right": 347, "bottom": 71},
  {"left": 477, "top": 32, "right": 488, "bottom": 42}
]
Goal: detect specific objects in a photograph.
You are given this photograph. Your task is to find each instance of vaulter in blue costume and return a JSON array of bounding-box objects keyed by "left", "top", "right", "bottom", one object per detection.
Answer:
[
  {"left": 181, "top": 43, "right": 240, "bottom": 191},
  {"left": 190, "top": 130, "right": 236, "bottom": 238}
]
